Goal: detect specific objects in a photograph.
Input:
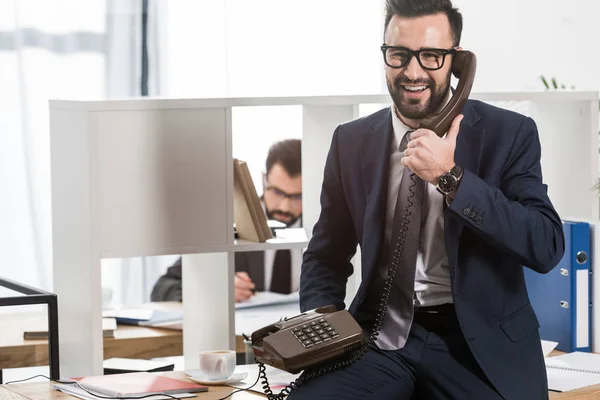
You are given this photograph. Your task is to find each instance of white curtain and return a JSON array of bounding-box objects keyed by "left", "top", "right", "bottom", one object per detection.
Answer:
[
  {"left": 100, "top": 0, "right": 174, "bottom": 308},
  {"left": 0, "top": 0, "right": 106, "bottom": 293}
]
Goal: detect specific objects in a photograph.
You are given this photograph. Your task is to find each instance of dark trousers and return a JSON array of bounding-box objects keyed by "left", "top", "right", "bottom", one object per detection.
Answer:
[{"left": 287, "top": 306, "right": 502, "bottom": 400}]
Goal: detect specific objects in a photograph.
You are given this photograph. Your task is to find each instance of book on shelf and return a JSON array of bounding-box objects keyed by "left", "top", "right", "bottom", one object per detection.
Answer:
[
  {"left": 233, "top": 158, "right": 272, "bottom": 242},
  {"left": 53, "top": 372, "right": 207, "bottom": 398},
  {"left": 24, "top": 317, "right": 117, "bottom": 340}
]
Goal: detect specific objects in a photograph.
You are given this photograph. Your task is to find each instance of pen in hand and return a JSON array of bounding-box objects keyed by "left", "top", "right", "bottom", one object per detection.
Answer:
[{"left": 235, "top": 272, "right": 256, "bottom": 302}]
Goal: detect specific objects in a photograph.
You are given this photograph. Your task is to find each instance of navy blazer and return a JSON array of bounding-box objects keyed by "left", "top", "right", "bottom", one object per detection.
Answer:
[{"left": 299, "top": 100, "right": 565, "bottom": 400}]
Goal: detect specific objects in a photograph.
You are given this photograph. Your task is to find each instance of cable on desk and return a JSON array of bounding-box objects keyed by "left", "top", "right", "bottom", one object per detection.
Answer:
[
  {"left": 217, "top": 370, "right": 261, "bottom": 400},
  {"left": 4, "top": 375, "right": 51, "bottom": 384}
]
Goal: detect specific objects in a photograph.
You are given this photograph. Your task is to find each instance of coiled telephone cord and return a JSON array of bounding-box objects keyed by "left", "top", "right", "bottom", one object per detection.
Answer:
[{"left": 258, "top": 174, "right": 419, "bottom": 399}]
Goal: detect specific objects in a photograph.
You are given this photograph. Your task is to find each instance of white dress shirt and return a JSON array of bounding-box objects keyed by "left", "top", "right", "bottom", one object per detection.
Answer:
[
  {"left": 263, "top": 219, "right": 302, "bottom": 292},
  {"left": 382, "top": 106, "right": 453, "bottom": 306}
]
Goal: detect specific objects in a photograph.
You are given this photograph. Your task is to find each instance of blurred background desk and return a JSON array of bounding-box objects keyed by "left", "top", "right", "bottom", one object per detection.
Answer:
[
  {"left": 0, "top": 308, "right": 182, "bottom": 378},
  {"left": 0, "top": 300, "right": 293, "bottom": 381}
]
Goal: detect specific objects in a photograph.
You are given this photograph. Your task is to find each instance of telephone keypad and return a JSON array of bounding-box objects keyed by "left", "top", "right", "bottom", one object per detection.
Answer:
[{"left": 293, "top": 319, "right": 340, "bottom": 347}]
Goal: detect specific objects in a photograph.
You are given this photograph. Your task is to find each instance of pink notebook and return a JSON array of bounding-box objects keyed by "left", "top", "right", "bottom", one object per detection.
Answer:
[{"left": 71, "top": 372, "right": 207, "bottom": 398}]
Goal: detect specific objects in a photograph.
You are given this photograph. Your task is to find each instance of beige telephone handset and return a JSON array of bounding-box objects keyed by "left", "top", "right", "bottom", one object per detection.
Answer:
[{"left": 251, "top": 51, "right": 476, "bottom": 399}]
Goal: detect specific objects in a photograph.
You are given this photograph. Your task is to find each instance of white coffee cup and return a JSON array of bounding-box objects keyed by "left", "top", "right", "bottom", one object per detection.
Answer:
[{"left": 198, "top": 350, "right": 236, "bottom": 381}]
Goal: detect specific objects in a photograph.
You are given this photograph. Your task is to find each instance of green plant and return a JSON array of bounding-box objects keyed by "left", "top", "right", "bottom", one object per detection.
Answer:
[{"left": 539, "top": 75, "right": 575, "bottom": 90}]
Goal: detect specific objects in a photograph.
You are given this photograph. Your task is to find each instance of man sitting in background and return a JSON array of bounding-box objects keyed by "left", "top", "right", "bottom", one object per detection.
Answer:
[{"left": 151, "top": 138, "right": 303, "bottom": 302}]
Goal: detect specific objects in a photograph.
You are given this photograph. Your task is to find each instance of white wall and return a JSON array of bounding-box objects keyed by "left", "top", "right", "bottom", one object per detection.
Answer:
[{"left": 455, "top": 0, "right": 600, "bottom": 92}]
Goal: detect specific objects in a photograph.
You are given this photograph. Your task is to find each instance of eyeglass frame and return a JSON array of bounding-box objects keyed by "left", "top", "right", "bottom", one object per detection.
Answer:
[
  {"left": 263, "top": 184, "right": 302, "bottom": 207},
  {"left": 380, "top": 44, "right": 459, "bottom": 71}
]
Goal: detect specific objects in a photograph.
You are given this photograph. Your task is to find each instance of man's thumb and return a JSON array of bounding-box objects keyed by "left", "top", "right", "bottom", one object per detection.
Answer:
[{"left": 447, "top": 114, "right": 464, "bottom": 141}]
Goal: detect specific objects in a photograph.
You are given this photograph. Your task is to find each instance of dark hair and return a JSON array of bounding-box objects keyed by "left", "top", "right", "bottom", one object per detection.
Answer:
[
  {"left": 384, "top": 0, "right": 463, "bottom": 46},
  {"left": 266, "top": 139, "right": 302, "bottom": 178}
]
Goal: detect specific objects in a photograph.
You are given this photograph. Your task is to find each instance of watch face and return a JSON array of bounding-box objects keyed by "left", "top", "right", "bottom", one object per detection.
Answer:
[{"left": 438, "top": 173, "right": 458, "bottom": 194}]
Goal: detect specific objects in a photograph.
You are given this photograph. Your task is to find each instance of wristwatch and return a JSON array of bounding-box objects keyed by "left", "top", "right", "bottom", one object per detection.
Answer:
[{"left": 436, "top": 164, "right": 464, "bottom": 196}]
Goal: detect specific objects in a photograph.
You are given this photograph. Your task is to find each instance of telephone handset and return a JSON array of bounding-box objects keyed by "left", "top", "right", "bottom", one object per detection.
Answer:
[
  {"left": 251, "top": 51, "right": 477, "bottom": 400},
  {"left": 419, "top": 50, "right": 477, "bottom": 137}
]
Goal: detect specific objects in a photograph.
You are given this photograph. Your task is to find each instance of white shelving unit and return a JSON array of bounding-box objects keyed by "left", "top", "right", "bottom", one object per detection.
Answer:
[{"left": 50, "top": 91, "right": 599, "bottom": 376}]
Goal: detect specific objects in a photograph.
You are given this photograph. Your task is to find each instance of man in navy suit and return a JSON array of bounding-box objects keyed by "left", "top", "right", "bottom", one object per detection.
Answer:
[{"left": 290, "top": 0, "right": 564, "bottom": 399}]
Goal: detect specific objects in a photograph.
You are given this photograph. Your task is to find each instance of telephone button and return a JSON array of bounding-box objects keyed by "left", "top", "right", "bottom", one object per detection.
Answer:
[
  {"left": 318, "top": 318, "right": 326, "bottom": 323},
  {"left": 320, "top": 334, "right": 329, "bottom": 340},
  {"left": 316, "top": 329, "right": 326, "bottom": 334},
  {"left": 310, "top": 321, "right": 318, "bottom": 326},
  {"left": 323, "top": 337, "right": 331, "bottom": 342},
  {"left": 325, "top": 326, "right": 333, "bottom": 332},
  {"left": 313, "top": 340, "right": 322, "bottom": 345},
  {"left": 328, "top": 331, "right": 337, "bottom": 337},
  {"left": 308, "top": 332, "right": 317, "bottom": 338},
  {"left": 299, "top": 335, "right": 307, "bottom": 341},
  {"left": 303, "top": 340, "right": 312, "bottom": 346},
  {"left": 331, "top": 334, "right": 339, "bottom": 339},
  {"left": 301, "top": 324, "right": 308, "bottom": 329}
]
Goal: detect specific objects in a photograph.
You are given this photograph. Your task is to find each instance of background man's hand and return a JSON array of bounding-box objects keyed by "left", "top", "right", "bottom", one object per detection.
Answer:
[
  {"left": 235, "top": 272, "right": 256, "bottom": 302},
  {"left": 401, "top": 114, "right": 463, "bottom": 185}
]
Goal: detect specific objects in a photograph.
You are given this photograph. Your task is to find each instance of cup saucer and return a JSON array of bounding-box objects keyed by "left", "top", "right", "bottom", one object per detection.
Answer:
[{"left": 185, "top": 370, "right": 248, "bottom": 386}]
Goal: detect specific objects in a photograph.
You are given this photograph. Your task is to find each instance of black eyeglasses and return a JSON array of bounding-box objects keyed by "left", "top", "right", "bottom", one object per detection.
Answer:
[
  {"left": 264, "top": 185, "right": 302, "bottom": 207},
  {"left": 380, "top": 44, "right": 458, "bottom": 71}
]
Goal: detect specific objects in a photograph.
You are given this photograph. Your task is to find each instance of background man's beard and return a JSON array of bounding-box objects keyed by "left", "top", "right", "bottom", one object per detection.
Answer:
[
  {"left": 387, "top": 77, "right": 451, "bottom": 120},
  {"left": 266, "top": 209, "right": 301, "bottom": 227}
]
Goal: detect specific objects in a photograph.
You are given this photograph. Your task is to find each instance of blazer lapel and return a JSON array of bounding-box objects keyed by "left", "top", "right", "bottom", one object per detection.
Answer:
[
  {"left": 360, "top": 109, "right": 394, "bottom": 284},
  {"left": 444, "top": 100, "right": 484, "bottom": 271}
]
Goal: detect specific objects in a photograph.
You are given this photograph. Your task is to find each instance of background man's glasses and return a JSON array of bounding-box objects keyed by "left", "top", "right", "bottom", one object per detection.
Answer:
[
  {"left": 381, "top": 44, "right": 458, "bottom": 71},
  {"left": 265, "top": 186, "right": 302, "bottom": 207}
]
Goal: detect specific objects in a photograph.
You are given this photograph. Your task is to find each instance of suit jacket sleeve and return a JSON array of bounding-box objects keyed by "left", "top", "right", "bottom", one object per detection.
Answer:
[
  {"left": 449, "top": 117, "right": 564, "bottom": 273},
  {"left": 300, "top": 126, "right": 358, "bottom": 312}
]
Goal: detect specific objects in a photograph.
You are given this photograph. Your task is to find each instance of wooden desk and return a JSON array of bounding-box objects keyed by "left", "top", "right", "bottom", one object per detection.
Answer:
[
  {"left": 0, "top": 371, "right": 265, "bottom": 399},
  {"left": 2, "top": 369, "right": 600, "bottom": 399},
  {"left": 0, "top": 310, "right": 182, "bottom": 371},
  {"left": 0, "top": 304, "right": 249, "bottom": 373}
]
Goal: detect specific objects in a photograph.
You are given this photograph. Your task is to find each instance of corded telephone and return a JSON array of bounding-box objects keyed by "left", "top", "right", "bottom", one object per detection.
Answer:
[{"left": 251, "top": 50, "right": 477, "bottom": 399}]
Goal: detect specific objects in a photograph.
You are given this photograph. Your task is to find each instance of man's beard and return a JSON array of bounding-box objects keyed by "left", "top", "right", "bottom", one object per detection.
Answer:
[
  {"left": 387, "top": 75, "right": 451, "bottom": 120},
  {"left": 266, "top": 209, "right": 301, "bottom": 228}
]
